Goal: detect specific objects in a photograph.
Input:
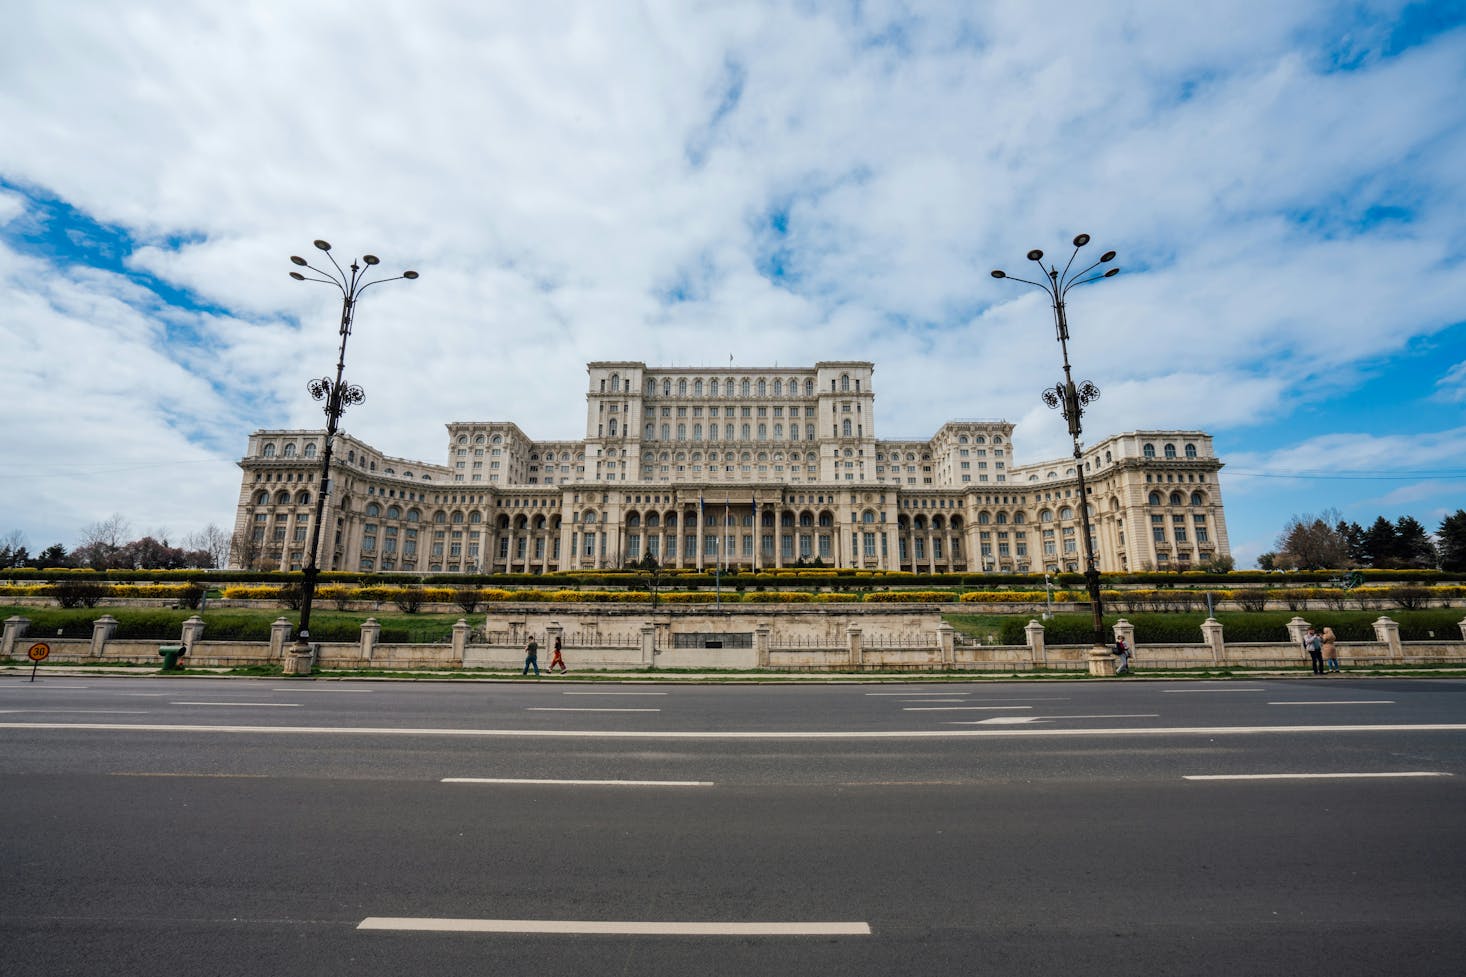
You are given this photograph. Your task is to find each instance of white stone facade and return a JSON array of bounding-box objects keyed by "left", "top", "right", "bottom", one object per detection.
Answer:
[{"left": 231, "top": 360, "right": 1230, "bottom": 574}]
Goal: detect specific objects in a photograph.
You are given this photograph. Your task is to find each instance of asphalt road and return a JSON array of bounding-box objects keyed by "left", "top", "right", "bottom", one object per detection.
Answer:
[{"left": 3, "top": 675, "right": 1464, "bottom": 976}]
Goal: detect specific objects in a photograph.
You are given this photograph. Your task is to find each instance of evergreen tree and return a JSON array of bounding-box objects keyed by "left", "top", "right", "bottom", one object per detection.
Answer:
[
  {"left": 1439, "top": 509, "right": 1466, "bottom": 572},
  {"left": 34, "top": 544, "right": 71, "bottom": 568},
  {"left": 1336, "top": 520, "right": 1368, "bottom": 565},
  {"left": 1393, "top": 516, "right": 1438, "bottom": 569},
  {"left": 1362, "top": 516, "right": 1401, "bottom": 567}
]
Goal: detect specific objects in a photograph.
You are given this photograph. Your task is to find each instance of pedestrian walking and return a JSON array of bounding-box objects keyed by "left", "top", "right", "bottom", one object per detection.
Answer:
[
  {"left": 1322, "top": 626, "right": 1339, "bottom": 672},
  {"left": 1113, "top": 635, "right": 1131, "bottom": 674},
  {"left": 1303, "top": 626, "right": 1324, "bottom": 675},
  {"left": 548, "top": 635, "right": 567, "bottom": 674},
  {"left": 522, "top": 635, "right": 540, "bottom": 677}
]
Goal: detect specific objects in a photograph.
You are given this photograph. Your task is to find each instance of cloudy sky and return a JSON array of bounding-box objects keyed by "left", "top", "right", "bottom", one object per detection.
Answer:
[{"left": 2, "top": 0, "right": 1464, "bottom": 567}]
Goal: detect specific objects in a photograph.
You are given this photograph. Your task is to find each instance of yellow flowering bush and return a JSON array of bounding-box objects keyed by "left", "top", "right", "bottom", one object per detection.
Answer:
[{"left": 864, "top": 590, "right": 957, "bottom": 603}]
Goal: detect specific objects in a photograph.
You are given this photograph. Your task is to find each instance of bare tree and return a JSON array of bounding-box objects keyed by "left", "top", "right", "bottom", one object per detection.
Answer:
[
  {"left": 230, "top": 531, "right": 265, "bottom": 571},
  {"left": 1273, "top": 509, "right": 1349, "bottom": 570},
  {"left": 73, "top": 514, "right": 132, "bottom": 569},
  {"left": 185, "top": 524, "right": 232, "bottom": 569}
]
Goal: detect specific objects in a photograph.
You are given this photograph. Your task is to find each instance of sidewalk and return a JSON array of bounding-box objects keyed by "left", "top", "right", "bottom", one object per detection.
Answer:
[{"left": 6, "top": 663, "right": 1466, "bottom": 683}]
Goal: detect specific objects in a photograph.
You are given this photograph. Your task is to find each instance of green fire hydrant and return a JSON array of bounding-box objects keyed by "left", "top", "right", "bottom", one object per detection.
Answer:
[{"left": 159, "top": 645, "right": 186, "bottom": 670}]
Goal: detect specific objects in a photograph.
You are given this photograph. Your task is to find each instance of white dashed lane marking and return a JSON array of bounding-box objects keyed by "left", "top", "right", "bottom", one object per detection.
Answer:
[{"left": 357, "top": 917, "right": 870, "bottom": 936}]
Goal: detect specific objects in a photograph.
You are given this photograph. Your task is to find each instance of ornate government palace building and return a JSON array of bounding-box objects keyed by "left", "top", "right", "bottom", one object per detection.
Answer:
[{"left": 231, "top": 361, "right": 1230, "bottom": 575}]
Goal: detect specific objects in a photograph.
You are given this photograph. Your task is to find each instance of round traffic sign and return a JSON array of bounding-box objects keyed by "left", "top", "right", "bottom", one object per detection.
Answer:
[{"left": 27, "top": 642, "right": 51, "bottom": 662}]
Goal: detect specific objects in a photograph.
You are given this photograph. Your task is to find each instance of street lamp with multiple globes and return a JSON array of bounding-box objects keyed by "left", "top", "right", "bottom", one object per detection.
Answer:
[
  {"left": 991, "top": 234, "right": 1118, "bottom": 674},
  {"left": 284, "top": 240, "right": 418, "bottom": 676}
]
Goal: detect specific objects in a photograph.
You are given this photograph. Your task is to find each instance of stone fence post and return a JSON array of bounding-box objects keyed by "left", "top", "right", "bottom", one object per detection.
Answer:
[
  {"left": 2, "top": 616, "right": 30, "bottom": 658},
  {"left": 755, "top": 624, "right": 771, "bottom": 667},
  {"left": 1025, "top": 619, "right": 1046, "bottom": 664},
  {"left": 1200, "top": 617, "right": 1225, "bottom": 664},
  {"left": 1372, "top": 616, "right": 1402, "bottom": 659},
  {"left": 91, "top": 615, "right": 118, "bottom": 657},
  {"left": 360, "top": 618, "right": 381, "bottom": 660},
  {"left": 640, "top": 623, "right": 656, "bottom": 666},
  {"left": 1285, "top": 616, "right": 1311, "bottom": 648},
  {"left": 1112, "top": 618, "right": 1135, "bottom": 656},
  {"left": 181, "top": 615, "right": 205, "bottom": 653},
  {"left": 545, "top": 621, "right": 564, "bottom": 657},
  {"left": 270, "top": 617, "right": 293, "bottom": 660},
  {"left": 1458, "top": 616, "right": 1466, "bottom": 642},
  {"left": 452, "top": 619, "right": 471, "bottom": 661},
  {"left": 846, "top": 624, "right": 863, "bottom": 667},
  {"left": 936, "top": 622, "right": 955, "bottom": 666}
]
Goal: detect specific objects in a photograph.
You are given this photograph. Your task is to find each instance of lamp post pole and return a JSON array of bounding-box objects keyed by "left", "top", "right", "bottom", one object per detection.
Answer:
[
  {"left": 992, "top": 234, "right": 1118, "bottom": 675},
  {"left": 284, "top": 240, "right": 418, "bottom": 676}
]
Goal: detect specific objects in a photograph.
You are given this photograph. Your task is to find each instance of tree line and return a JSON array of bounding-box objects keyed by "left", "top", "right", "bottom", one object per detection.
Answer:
[
  {"left": 1259, "top": 508, "right": 1466, "bottom": 572},
  {"left": 0, "top": 515, "right": 231, "bottom": 571}
]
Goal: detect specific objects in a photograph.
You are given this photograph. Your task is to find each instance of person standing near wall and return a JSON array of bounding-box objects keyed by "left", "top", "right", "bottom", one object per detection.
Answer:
[
  {"left": 1304, "top": 627, "right": 1325, "bottom": 675},
  {"left": 1321, "top": 626, "right": 1339, "bottom": 673}
]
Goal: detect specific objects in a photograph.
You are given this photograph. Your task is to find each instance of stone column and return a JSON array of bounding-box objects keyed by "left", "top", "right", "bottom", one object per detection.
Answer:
[
  {"left": 1114, "top": 619, "right": 1137, "bottom": 666},
  {"left": 360, "top": 618, "right": 381, "bottom": 660},
  {"left": 937, "top": 621, "right": 955, "bottom": 666},
  {"left": 452, "top": 618, "right": 471, "bottom": 662},
  {"left": 91, "top": 615, "right": 118, "bottom": 658},
  {"left": 1025, "top": 619, "right": 1046, "bottom": 665},
  {"left": 1373, "top": 616, "right": 1403, "bottom": 659},
  {"left": 1285, "top": 616, "right": 1311, "bottom": 648},
  {"left": 640, "top": 622, "right": 657, "bottom": 666},
  {"left": 755, "top": 623, "right": 772, "bottom": 667},
  {"left": 180, "top": 615, "right": 205, "bottom": 653},
  {"left": 1200, "top": 617, "right": 1225, "bottom": 664},
  {"left": 270, "top": 617, "right": 293, "bottom": 660},
  {"left": 2, "top": 616, "right": 31, "bottom": 658},
  {"left": 1458, "top": 616, "right": 1466, "bottom": 642},
  {"left": 847, "top": 624, "right": 863, "bottom": 668},
  {"left": 546, "top": 620, "right": 564, "bottom": 652},
  {"left": 1113, "top": 618, "right": 1136, "bottom": 656}
]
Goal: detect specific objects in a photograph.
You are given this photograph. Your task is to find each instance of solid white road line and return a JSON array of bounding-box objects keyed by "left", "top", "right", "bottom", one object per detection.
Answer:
[
  {"left": 5, "top": 722, "right": 1466, "bottom": 740},
  {"left": 903, "top": 705, "right": 1032, "bottom": 711},
  {"left": 357, "top": 917, "right": 870, "bottom": 936},
  {"left": 1268, "top": 700, "right": 1395, "bottom": 705},
  {"left": 526, "top": 707, "right": 661, "bottom": 713},
  {"left": 562, "top": 683, "right": 668, "bottom": 692},
  {"left": 1163, "top": 688, "right": 1267, "bottom": 693},
  {"left": 948, "top": 714, "right": 1159, "bottom": 724},
  {"left": 443, "top": 777, "right": 712, "bottom": 787},
  {"left": 270, "top": 688, "right": 374, "bottom": 693},
  {"left": 862, "top": 683, "right": 967, "bottom": 692},
  {"left": 1184, "top": 772, "right": 1452, "bottom": 781},
  {"left": 172, "top": 702, "right": 303, "bottom": 707},
  {"left": 1, "top": 709, "right": 149, "bottom": 715}
]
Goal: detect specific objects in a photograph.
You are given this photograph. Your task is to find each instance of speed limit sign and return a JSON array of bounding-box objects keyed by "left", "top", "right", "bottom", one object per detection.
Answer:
[{"left": 26, "top": 642, "right": 51, "bottom": 682}]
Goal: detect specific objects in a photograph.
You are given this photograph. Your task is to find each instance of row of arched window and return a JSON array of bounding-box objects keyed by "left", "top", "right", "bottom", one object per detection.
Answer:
[
  {"left": 259, "top": 441, "right": 317, "bottom": 459},
  {"left": 1151, "top": 491, "right": 1209, "bottom": 507},
  {"left": 1143, "top": 442, "right": 1198, "bottom": 459}
]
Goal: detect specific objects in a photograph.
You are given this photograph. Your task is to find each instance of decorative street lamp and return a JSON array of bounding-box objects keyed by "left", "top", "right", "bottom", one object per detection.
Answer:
[
  {"left": 284, "top": 240, "right": 418, "bottom": 676},
  {"left": 992, "top": 234, "right": 1118, "bottom": 675}
]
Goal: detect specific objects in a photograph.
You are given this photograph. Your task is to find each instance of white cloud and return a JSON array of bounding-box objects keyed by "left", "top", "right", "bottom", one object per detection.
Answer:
[{"left": 1, "top": 0, "right": 1464, "bottom": 553}]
